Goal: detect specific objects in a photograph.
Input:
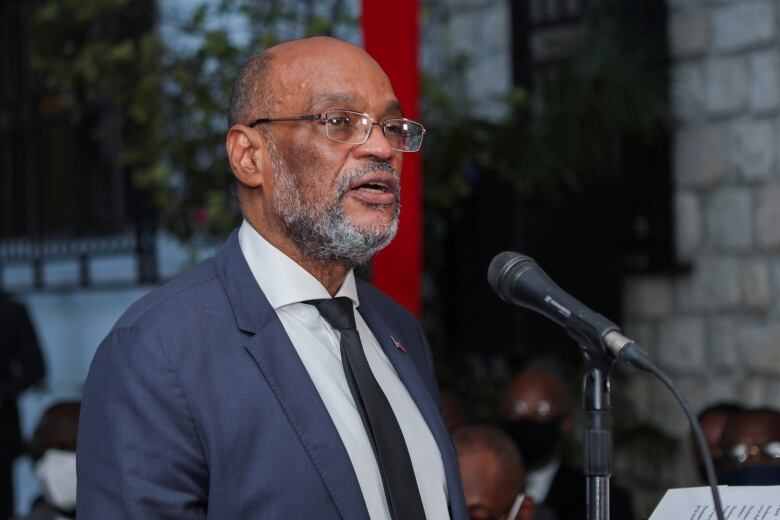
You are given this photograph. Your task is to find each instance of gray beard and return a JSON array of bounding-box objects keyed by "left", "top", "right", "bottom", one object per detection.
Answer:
[{"left": 269, "top": 138, "right": 400, "bottom": 267}]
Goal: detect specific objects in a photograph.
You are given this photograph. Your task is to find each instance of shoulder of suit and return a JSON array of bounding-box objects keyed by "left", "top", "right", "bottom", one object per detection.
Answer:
[{"left": 113, "top": 258, "right": 221, "bottom": 330}]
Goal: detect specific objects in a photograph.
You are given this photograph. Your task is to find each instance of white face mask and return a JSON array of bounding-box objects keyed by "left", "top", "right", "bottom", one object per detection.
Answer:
[
  {"left": 506, "top": 493, "right": 525, "bottom": 520},
  {"left": 34, "top": 449, "right": 77, "bottom": 511}
]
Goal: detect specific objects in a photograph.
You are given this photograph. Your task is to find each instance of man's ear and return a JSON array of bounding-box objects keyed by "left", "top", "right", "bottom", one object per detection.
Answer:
[{"left": 226, "top": 125, "right": 268, "bottom": 189}]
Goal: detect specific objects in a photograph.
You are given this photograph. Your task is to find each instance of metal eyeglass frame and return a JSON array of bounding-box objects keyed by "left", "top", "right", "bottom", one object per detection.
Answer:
[{"left": 247, "top": 109, "right": 426, "bottom": 152}]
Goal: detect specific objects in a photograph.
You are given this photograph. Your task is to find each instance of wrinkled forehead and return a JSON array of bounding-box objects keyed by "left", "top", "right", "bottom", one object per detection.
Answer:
[
  {"left": 507, "top": 371, "right": 564, "bottom": 405},
  {"left": 269, "top": 41, "right": 399, "bottom": 115},
  {"left": 724, "top": 415, "right": 780, "bottom": 445}
]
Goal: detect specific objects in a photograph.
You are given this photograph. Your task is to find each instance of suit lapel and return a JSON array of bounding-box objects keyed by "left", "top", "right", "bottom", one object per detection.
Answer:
[
  {"left": 244, "top": 324, "right": 369, "bottom": 519},
  {"left": 214, "top": 232, "right": 369, "bottom": 519},
  {"left": 357, "top": 290, "right": 467, "bottom": 520}
]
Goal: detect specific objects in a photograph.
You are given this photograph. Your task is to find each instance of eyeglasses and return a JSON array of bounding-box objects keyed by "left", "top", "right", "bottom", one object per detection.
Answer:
[
  {"left": 725, "top": 441, "right": 780, "bottom": 464},
  {"left": 510, "top": 399, "right": 559, "bottom": 419},
  {"left": 248, "top": 109, "right": 426, "bottom": 152}
]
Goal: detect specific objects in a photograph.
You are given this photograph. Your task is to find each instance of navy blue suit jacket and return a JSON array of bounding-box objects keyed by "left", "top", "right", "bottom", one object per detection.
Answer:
[{"left": 77, "top": 231, "right": 467, "bottom": 519}]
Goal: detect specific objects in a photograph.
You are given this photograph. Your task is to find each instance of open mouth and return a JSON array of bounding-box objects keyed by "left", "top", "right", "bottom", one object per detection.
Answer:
[
  {"left": 356, "top": 182, "right": 390, "bottom": 193},
  {"left": 347, "top": 172, "right": 398, "bottom": 205}
]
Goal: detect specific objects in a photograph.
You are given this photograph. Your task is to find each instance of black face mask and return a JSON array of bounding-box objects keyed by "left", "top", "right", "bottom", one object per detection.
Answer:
[
  {"left": 719, "top": 464, "right": 780, "bottom": 486},
  {"left": 503, "top": 416, "right": 563, "bottom": 470}
]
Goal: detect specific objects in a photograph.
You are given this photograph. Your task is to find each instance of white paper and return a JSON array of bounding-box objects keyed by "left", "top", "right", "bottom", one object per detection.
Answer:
[{"left": 650, "top": 486, "right": 780, "bottom": 520}]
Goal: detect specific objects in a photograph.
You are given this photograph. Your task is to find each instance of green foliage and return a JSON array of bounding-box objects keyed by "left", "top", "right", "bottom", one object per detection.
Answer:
[
  {"left": 30, "top": 0, "right": 165, "bottom": 198},
  {"left": 29, "top": 0, "right": 356, "bottom": 246}
]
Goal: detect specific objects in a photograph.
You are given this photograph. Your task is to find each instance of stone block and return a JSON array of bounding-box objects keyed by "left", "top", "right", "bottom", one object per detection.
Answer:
[
  {"left": 750, "top": 50, "right": 780, "bottom": 113},
  {"left": 737, "top": 322, "right": 780, "bottom": 374},
  {"left": 772, "top": 258, "right": 780, "bottom": 309},
  {"left": 465, "top": 52, "right": 511, "bottom": 119},
  {"left": 705, "top": 57, "right": 749, "bottom": 116},
  {"left": 740, "top": 258, "right": 771, "bottom": 309},
  {"left": 648, "top": 376, "right": 689, "bottom": 438},
  {"left": 624, "top": 376, "right": 654, "bottom": 426},
  {"left": 712, "top": 1, "right": 775, "bottom": 53},
  {"left": 705, "top": 187, "right": 752, "bottom": 250},
  {"left": 707, "top": 315, "right": 740, "bottom": 370},
  {"left": 667, "top": 0, "right": 700, "bottom": 9},
  {"left": 736, "top": 377, "right": 767, "bottom": 406},
  {"left": 621, "top": 321, "right": 658, "bottom": 355},
  {"left": 763, "top": 378, "right": 780, "bottom": 406},
  {"left": 669, "top": 9, "right": 710, "bottom": 58},
  {"left": 624, "top": 277, "right": 674, "bottom": 319},
  {"left": 730, "top": 118, "right": 775, "bottom": 180},
  {"left": 675, "top": 191, "right": 702, "bottom": 260},
  {"left": 756, "top": 183, "right": 780, "bottom": 248},
  {"left": 671, "top": 63, "right": 706, "bottom": 122},
  {"left": 449, "top": 1, "right": 510, "bottom": 55},
  {"left": 650, "top": 376, "right": 738, "bottom": 438},
  {"left": 657, "top": 317, "right": 706, "bottom": 372},
  {"left": 674, "top": 126, "right": 729, "bottom": 188},
  {"left": 677, "top": 256, "right": 742, "bottom": 311}
]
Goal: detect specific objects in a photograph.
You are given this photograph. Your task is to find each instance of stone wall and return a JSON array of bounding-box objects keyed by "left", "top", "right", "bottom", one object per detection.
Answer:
[
  {"left": 623, "top": 0, "right": 780, "bottom": 497},
  {"left": 422, "top": 0, "right": 513, "bottom": 119}
]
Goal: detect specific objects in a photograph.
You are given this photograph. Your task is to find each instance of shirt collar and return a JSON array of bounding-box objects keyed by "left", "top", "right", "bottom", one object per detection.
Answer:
[
  {"left": 525, "top": 458, "right": 561, "bottom": 503},
  {"left": 237, "top": 220, "right": 359, "bottom": 310}
]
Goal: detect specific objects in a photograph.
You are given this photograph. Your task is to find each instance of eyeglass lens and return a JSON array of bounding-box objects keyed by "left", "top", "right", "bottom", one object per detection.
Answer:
[
  {"left": 512, "top": 399, "right": 555, "bottom": 418},
  {"left": 727, "top": 441, "right": 780, "bottom": 463},
  {"left": 323, "top": 110, "right": 424, "bottom": 151}
]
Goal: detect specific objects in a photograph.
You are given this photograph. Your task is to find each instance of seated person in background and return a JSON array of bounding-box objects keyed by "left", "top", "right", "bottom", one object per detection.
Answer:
[
  {"left": 453, "top": 425, "right": 538, "bottom": 520},
  {"left": 501, "top": 363, "right": 635, "bottom": 520},
  {"left": 691, "top": 402, "right": 743, "bottom": 482},
  {"left": 16, "top": 401, "right": 81, "bottom": 520},
  {"left": 718, "top": 407, "right": 780, "bottom": 486}
]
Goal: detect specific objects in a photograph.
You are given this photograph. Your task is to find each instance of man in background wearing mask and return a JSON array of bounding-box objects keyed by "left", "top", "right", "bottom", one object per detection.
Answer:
[
  {"left": 501, "top": 363, "right": 634, "bottom": 520},
  {"left": 16, "top": 401, "right": 80, "bottom": 520},
  {"left": 691, "top": 402, "right": 743, "bottom": 483},
  {"left": 718, "top": 407, "right": 780, "bottom": 486}
]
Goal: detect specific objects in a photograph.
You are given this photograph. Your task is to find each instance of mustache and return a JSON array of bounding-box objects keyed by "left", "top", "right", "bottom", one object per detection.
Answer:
[{"left": 336, "top": 161, "right": 399, "bottom": 197}]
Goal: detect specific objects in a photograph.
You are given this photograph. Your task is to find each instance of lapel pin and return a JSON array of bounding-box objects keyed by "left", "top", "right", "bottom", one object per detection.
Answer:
[{"left": 391, "top": 336, "right": 406, "bottom": 353}]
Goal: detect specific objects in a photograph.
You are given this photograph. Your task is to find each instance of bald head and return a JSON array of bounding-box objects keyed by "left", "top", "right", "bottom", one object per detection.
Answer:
[
  {"left": 228, "top": 37, "right": 390, "bottom": 127},
  {"left": 502, "top": 368, "right": 568, "bottom": 421},
  {"left": 28, "top": 401, "right": 81, "bottom": 463},
  {"left": 454, "top": 426, "right": 525, "bottom": 519}
]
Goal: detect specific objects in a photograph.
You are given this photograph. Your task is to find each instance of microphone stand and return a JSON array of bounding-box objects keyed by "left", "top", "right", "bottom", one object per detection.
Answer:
[{"left": 581, "top": 346, "right": 615, "bottom": 520}]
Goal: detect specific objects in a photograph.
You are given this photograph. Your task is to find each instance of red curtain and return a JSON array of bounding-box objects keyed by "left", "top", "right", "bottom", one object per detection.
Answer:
[{"left": 362, "top": 0, "right": 422, "bottom": 317}]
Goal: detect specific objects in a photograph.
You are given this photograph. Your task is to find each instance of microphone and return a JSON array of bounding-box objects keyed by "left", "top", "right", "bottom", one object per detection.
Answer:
[{"left": 487, "top": 251, "right": 633, "bottom": 358}]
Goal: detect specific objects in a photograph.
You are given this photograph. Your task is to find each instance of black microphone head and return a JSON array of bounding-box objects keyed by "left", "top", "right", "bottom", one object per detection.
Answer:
[{"left": 487, "top": 251, "right": 538, "bottom": 302}]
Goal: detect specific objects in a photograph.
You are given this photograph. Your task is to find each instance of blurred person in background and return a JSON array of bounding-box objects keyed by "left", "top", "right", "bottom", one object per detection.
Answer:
[
  {"left": 15, "top": 401, "right": 80, "bottom": 520},
  {"left": 453, "top": 425, "right": 539, "bottom": 520},
  {"left": 718, "top": 407, "right": 780, "bottom": 486},
  {"left": 0, "top": 293, "right": 47, "bottom": 517},
  {"left": 691, "top": 402, "right": 743, "bottom": 482},
  {"left": 501, "top": 362, "right": 634, "bottom": 520}
]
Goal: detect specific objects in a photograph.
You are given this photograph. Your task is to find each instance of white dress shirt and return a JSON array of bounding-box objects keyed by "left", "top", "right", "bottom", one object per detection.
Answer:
[
  {"left": 238, "top": 221, "right": 449, "bottom": 520},
  {"left": 525, "top": 458, "right": 561, "bottom": 503}
]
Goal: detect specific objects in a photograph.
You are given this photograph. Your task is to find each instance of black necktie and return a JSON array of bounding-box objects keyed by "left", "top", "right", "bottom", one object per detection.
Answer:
[{"left": 306, "top": 297, "right": 426, "bottom": 520}]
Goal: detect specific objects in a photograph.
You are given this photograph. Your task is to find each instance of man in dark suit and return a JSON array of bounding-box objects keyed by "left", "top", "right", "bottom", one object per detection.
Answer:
[
  {"left": 501, "top": 364, "right": 634, "bottom": 520},
  {"left": 77, "top": 37, "right": 467, "bottom": 519},
  {"left": 0, "top": 292, "right": 46, "bottom": 518}
]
